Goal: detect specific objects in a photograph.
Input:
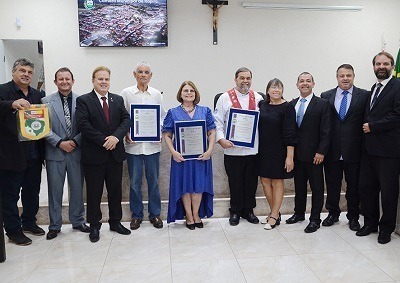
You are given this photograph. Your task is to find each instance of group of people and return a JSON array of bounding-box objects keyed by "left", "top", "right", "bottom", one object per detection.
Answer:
[{"left": 0, "top": 51, "right": 399, "bottom": 246}]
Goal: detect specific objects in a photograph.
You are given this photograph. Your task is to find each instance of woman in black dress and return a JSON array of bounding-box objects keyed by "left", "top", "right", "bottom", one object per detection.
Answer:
[{"left": 257, "top": 78, "right": 297, "bottom": 230}]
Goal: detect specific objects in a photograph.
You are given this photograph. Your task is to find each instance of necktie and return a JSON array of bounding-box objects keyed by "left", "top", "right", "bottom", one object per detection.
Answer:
[
  {"left": 370, "top": 83, "right": 382, "bottom": 109},
  {"left": 63, "top": 96, "right": 72, "bottom": 137},
  {"left": 339, "top": 90, "right": 348, "bottom": 120},
  {"left": 101, "top": 96, "right": 110, "bottom": 123},
  {"left": 297, "top": 98, "right": 306, "bottom": 127}
]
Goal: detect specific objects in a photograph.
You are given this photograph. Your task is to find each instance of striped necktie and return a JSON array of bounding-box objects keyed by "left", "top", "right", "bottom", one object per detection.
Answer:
[{"left": 63, "top": 96, "right": 72, "bottom": 137}]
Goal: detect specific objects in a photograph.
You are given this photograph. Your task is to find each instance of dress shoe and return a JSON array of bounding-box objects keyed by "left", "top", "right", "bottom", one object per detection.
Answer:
[
  {"left": 195, "top": 221, "right": 203, "bottom": 228},
  {"left": 150, "top": 217, "right": 163, "bottom": 229},
  {"left": 378, "top": 231, "right": 391, "bottom": 244},
  {"left": 356, "top": 225, "right": 378, "bottom": 237},
  {"left": 322, "top": 215, "right": 339, "bottom": 227},
  {"left": 263, "top": 215, "right": 280, "bottom": 230},
  {"left": 304, "top": 221, "right": 320, "bottom": 233},
  {"left": 242, "top": 212, "right": 259, "bottom": 224},
  {"left": 130, "top": 218, "right": 142, "bottom": 230},
  {"left": 46, "top": 229, "right": 60, "bottom": 240},
  {"left": 348, "top": 219, "right": 361, "bottom": 231},
  {"left": 23, "top": 224, "right": 45, "bottom": 236},
  {"left": 7, "top": 230, "right": 32, "bottom": 246},
  {"left": 186, "top": 222, "right": 195, "bottom": 230},
  {"left": 286, "top": 214, "right": 305, "bottom": 224},
  {"left": 229, "top": 214, "right": 240, "bottom": 226},
  {"left": 89, "top": 228, "right": 100, "bottom": 243},
  {"left": 110, "top": 223, "right": 131, "bottom": 235},
  {"left": 73, "top": 223, "right": 91, "bottom": 233}
]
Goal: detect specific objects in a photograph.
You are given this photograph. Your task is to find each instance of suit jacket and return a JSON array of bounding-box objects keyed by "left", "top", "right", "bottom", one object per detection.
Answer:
[
  {"left": 75, "top": 90, "right": 131, "bottom": 165},
  {"left": 0, "top": 80, "right": 44, "bottom": 171},
  {"left": 290, "top": 95, "right": 331, "bottom": 162},
  {"left": 321, "top": 86, "right": 369, "bottom": 162},
  {"left": 364, "top": 77, "right": 400, "bottom": 158},
  {"left": 41, "top": 92, "right": 82, "bottom": 162}
]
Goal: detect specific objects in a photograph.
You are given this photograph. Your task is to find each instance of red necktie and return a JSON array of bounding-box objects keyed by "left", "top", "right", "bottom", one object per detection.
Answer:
[{"left": 101, "top": 96, "right": 110, "bottom": 123}]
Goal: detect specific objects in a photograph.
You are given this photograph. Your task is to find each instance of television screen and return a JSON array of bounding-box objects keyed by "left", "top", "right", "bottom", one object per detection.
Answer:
[{"left": 78, "top": 0, "right": 168, "bottom": 47}]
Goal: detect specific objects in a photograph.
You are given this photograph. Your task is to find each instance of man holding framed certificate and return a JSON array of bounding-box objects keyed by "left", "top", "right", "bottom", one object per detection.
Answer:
[
  {"left": 120, "top": 62, "right": 166, "bottom": 230},
  {"left": 214, "top": 67, "right": 263, "bottom": 226}
]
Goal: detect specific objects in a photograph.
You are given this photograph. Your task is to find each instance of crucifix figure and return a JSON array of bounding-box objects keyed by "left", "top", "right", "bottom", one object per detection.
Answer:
[{"left": 202, "top": 0, "right": 228, "bottom": 45}]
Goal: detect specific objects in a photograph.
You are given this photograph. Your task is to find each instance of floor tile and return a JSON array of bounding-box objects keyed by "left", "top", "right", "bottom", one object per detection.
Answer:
[
  {"left": 218, "top": 218, "right": 266, "bottom": 234},
  {"left": 100, "top": 263, "right": 172, "bottom": 282},
  {"left": 168, "top": 219, "right": 224, "bottom": 238},
  {"left": 27, "top": 267, "right": 102, "bottom": 283},
  {"left": 361, "top": 247, "right": 400, "bottom": 281}
]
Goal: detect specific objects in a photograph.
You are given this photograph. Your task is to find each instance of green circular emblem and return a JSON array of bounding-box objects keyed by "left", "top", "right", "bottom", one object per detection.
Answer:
[{"left": 84, "top": 0, "right": 95, "bottom": 10}]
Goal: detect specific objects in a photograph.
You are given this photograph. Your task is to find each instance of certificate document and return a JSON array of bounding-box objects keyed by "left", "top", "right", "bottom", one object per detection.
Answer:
[
  {"left": 175, "top": 120, "right": 207, "bottom": 160},
  {"left": 225, "top": 108, "right": 259, "bottom": 148},
  {"left": 130, "top": 104, "right": 161, "bottom": 142}
]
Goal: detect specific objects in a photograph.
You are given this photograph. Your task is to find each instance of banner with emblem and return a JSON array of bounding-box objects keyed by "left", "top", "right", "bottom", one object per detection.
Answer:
[{"left": 17, "top": 104, "right": 51, "bottom": 141}]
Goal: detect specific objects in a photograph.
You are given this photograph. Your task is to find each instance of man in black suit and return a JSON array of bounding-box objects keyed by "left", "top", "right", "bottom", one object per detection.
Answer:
[
  {"left": 76, "top": 66, "right": 131, "bottom": 242},
  {"left": 357, "top": 52, "right": 400, "bottom": 244},
  {"left": 0, "top": 58, "right": 45, "bottom": 246},
  {"left": 320, "top": 64, "right": 369, "bottom": 231},
  {"left": 286, "top": 72, "right": 331, "bottom": 233}
]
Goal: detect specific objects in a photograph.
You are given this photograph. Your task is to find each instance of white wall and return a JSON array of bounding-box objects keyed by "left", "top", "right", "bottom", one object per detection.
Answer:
[{"left": 0, "top": 0, "right": 399, "bottom": 110}]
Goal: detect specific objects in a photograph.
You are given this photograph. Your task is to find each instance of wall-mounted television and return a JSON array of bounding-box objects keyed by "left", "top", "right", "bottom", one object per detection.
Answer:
[{"left": 78, "top": 0, "right": 167, "bottom": 47}]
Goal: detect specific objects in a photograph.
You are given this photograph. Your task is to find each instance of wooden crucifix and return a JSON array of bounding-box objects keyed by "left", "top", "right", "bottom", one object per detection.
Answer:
[{"left": 202, "top": 0, "right": 228, "bottom": 45}]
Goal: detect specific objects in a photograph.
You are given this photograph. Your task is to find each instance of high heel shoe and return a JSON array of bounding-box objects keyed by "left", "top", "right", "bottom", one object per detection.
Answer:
[
  {"left": 261, "top": 214, "right": 271, "bottom": 225},
  {"left": 194, "top": 221, "right": 203, "bottom": 228},
  {"left": 276, "top": 212, "right": 281, "bottom": 226},
  {"left": 264, "top": 216, "right": 279, "bottom": 230},
  {"left": 186, "top": 222, "right": 195, "bottom": 230}
]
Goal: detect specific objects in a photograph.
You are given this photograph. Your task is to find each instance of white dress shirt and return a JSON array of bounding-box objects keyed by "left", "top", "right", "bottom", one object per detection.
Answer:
[{"left": 295, "top": 93, "right": 314, "bottom": 114}]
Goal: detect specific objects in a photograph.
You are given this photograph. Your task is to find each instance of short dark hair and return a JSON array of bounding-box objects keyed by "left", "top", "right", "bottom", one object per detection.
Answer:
[
  {"left": 372, "top": 51, "right": 394, "bottom": 66},
  {"left": 55, "top": 67, "right": 74, "bottom": 81},
  {"left": 336, "top": 64, "right": 354, "bottom": 75},
  {"left": 297, "top": 72, "right": 314, "bottom": 83},
  {"left": 176, "top": 81, "right": 201, "bottom": 105},
  {"left": 235, "top": 67, "right": 252, "bottom": 78},
  {"left": 12, "top": 58, "right": 34, "bottom": 72}
]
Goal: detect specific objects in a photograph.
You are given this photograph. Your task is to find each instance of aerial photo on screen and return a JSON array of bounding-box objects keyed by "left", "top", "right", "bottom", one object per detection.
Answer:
[{"left": 78, "top": 0, "right": 167, "bottom": 47}]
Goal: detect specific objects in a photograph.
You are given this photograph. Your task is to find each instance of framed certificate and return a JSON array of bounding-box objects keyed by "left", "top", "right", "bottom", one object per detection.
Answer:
[
  {"left": 174, "top": 120, "right": 207, "bottom": 160},
  {"left": 225, "top": 108, "right": 259, "bottom": 148},
  {"left": 130, "top": 104, "right": 161, "bottom": 142}
]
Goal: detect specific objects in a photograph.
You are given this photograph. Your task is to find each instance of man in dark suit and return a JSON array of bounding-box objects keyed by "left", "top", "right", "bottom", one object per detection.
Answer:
[
  {"left": 76, "top": 66, "right": 131, "bottom": 242},
  {"left": 42, "top": 67, "right": 90, "bottom": 240},
  {"left": 320, "top": 64, "right": 369, "bottom": 231},
  {"left": 357, "top": 52, "right": 400, "bottom": 244},
  {"left": 0, "top": 58, "right": 45, "bottom": 246},
  {"left": 286, "top": 72, "right": 331, "bottom": 233}
]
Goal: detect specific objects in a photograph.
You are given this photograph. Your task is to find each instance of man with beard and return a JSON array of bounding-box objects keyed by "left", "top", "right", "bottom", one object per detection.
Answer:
[
  {"left": 214, "top": 67, "right": 263, "bottom": 226},
  {"left": 357, "top": 52, "right": 400, "bottom": 244},
  {"left": 286, "top": 72, "right": 331, "bottom": 233}
]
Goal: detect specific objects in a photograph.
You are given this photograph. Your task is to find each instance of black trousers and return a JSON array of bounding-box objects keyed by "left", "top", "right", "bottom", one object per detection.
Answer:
[
  {"left": 359, "top": 153, "right": 400, "bottom": 233},
  {"left": 84, "top": 157, "right": 123, "bottom": 229},
  {"left": 324, "top": 160, "right": 360, "bottom": 220},
  {"left": 293, "top": 159, "right": 324, "bottom": 223},
  {"left": 224, "top": 154, "right": 258, "bottom": 215}
]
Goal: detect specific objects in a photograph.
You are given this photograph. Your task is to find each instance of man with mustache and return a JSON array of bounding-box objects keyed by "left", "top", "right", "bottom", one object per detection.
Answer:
[
  {"left": 357, "top": 52, "right": 400, "bottom": 244},
  {"left": 214, "top": 67, "right": 263, "bottom": 226}
]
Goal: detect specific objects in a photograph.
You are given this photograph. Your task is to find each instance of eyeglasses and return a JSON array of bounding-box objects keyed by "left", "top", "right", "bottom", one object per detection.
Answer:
[
  {"left": 270, "top": 85, "right": 283, "bottom": 90},
  {"left": 182, "top": 89, "right": 195, "bottom": 93}
]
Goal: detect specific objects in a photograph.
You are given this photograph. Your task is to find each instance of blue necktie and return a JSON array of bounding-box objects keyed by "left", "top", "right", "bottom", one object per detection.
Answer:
[
  {"left": 370, "top": 83, "right": 382, "bottom": 109},
  {"left": 338, "top": 90, "right": 348, "bottom": 121},
  {"left": 297, "top": 98, "right": 306, "bottom": 127}
]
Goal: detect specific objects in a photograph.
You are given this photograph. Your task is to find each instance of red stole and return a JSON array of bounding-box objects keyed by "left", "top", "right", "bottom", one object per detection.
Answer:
[{"left": 227, "top": 88, "right": 256, "bottom": 110}]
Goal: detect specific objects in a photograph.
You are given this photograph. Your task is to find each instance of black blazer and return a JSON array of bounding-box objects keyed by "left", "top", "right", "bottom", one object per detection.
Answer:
[
  {"left": 321, "top": 86, "right": 369, "bottom": 162},
  {"left": 363, "top": 77, "right": 400, "bottom": 158},
  {"left": 76, "top": 90, "right": 131, "bottom": 165},
  {"left": 0, "top": 81, "right": 44, "bottom": 171},
  {"left": 290, "top": 95, "right": 331, "bottom": 162}
]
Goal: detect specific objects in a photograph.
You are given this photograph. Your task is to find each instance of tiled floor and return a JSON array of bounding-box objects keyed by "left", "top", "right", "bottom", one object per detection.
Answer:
[{"left": 1, "top": 213, "right": 400, "bottom": 283}]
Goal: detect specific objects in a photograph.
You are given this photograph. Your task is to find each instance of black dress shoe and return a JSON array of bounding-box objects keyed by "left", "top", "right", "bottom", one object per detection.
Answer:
[
  {"left": 23, "top": 225, "right": 45, "bottom": 236},
  {"left": 348, "top": 219, "right": 361, "bottom": 231},
  {"left": 89, "top": 228, "right": 100, "bottom": 243},
  {"left": 7, "top": 230, "right": 32, "bottom": 246},
  {"left": 356, "top": 225, "right": 378, "bottom": 237},
  {"left": 186, "top": 222, "right": 195, "bottom": 230},
  {"left": 150, "top": 217, "right": 164, "bottom": 229},
  {"left": 194, "top": 221, "right": 203, "bottom": 228},
  {"left": 378, "top": 231, "right": 391, "bottom": 244},
  {"left": 229, "top": 214, "right": 240, "bottom": 226},
  {"left": 286, "top": 214, "right": 305, "bottom": 224},
  {"left": 73, "top": 223, "right": 91, "bottom": 233},
  {"left": 322, "top": 215, "right": 339, "bottom": 227},
  {"left": 46, "top": 229, "right": 60, "bottom": 240},
  {"left": 304, "top": 221, "right": 320, "bottom": 233},
  {"left": 243, "top": 212, "right": 259, "bottom": 224},
  {"left": 110, "top": 223, "right": 131, "bottom": 235}
]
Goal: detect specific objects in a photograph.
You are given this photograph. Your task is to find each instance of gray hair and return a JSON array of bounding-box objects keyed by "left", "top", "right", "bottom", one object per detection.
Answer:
[
  {"left": 134, "top": 62, "right": 152, "bottom": 74},
  {"left": 12, "top": 58, "right": 34, "bottom": 72}
]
